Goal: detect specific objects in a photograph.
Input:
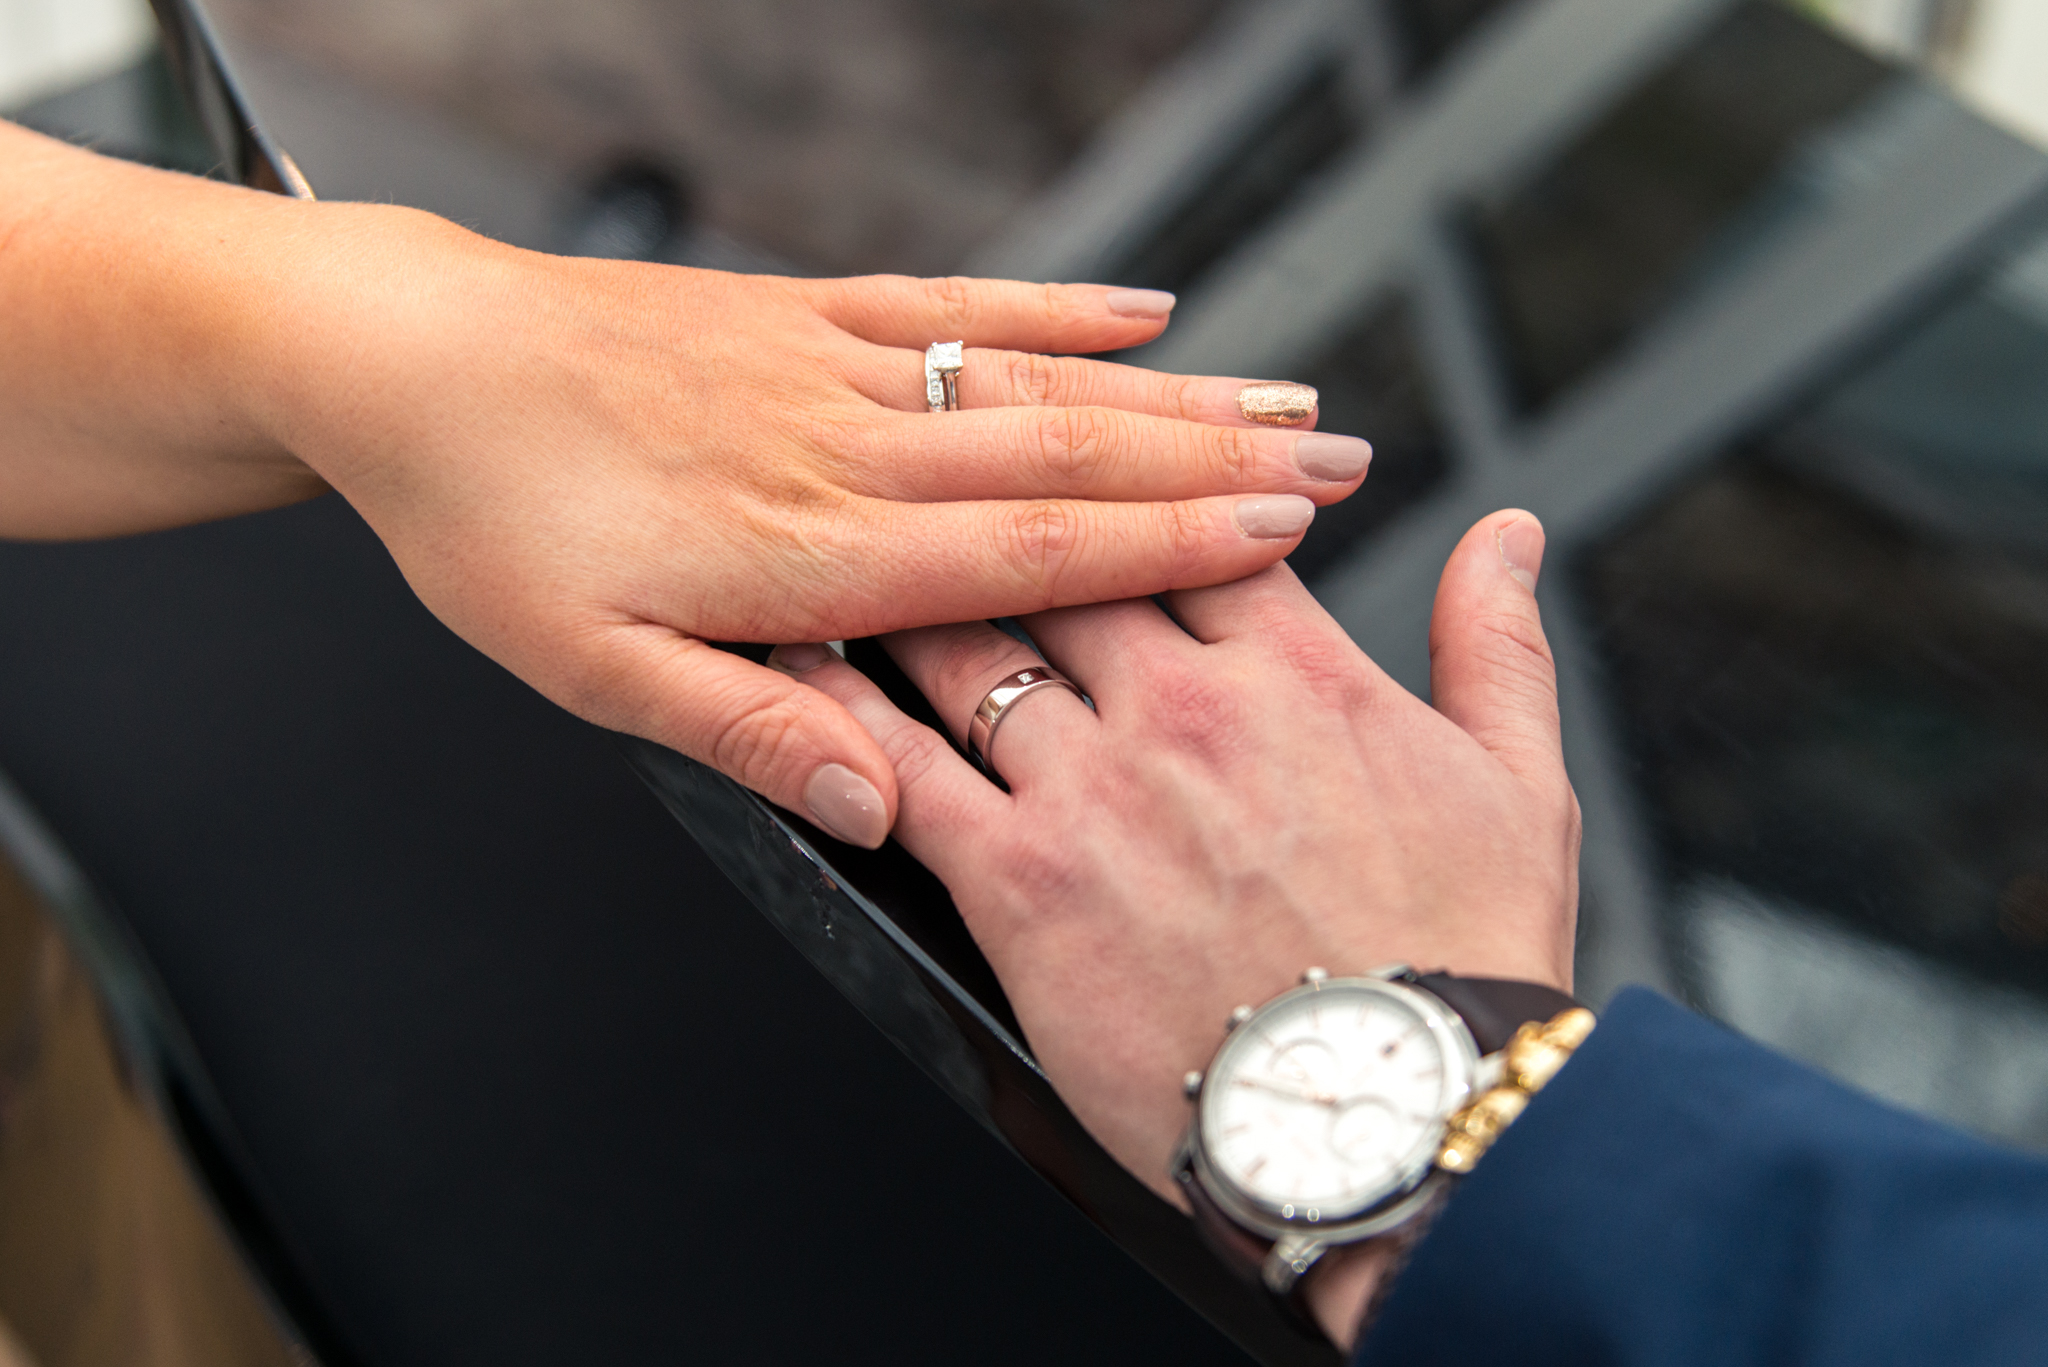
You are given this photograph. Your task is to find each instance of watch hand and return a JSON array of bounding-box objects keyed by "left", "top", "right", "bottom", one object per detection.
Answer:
[
  {"left": 1234, "top": 1075, "right": 1338, "bottom": 1106},
  {"left": 1329, "top": 1089, "right": 1406, "bottom": 1111}
]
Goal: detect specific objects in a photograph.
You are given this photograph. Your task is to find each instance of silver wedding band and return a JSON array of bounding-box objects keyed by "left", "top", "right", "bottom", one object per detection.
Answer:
[
  {"left": 925, "top": 341, "right": 963, "bottom": 413},
  {"left": 968, "top": 666, "right": 1082, "bottom": 773}
]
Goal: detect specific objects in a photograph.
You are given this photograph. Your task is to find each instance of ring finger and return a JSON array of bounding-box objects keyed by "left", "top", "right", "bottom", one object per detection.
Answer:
[
  {"left": 842, "top": 343, "right": 1322, "bottom": 432},
  {"left": 880, "top": 621, "right": 1097, "bottom": 791}
]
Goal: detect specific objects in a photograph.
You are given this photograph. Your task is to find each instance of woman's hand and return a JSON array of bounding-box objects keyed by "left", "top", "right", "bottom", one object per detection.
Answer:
[
  {"left": 0, "top": 122, "right": 1369, "bottom": 844},
  {"left": 767, "top": 511, "right": 1579, "bottom": 1345}
]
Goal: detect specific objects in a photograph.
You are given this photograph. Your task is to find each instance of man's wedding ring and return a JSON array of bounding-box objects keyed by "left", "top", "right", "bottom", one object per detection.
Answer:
[
  {"left": 925, "top": 341, "right": 963, "bottom": 412},
  {"left": 969, "top": 666, "right": 1082, "bottom": 773}
]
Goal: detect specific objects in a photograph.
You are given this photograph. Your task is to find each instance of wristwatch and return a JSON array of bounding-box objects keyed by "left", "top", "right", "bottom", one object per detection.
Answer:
[{"left": 1171, "top": 965, "right": 1590, "bottom": 1308}]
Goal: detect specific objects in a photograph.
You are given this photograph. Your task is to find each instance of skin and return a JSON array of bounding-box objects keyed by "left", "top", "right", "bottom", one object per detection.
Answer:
[
  {"left": 768, "top": 510, "right": 1581, "bottom": 1350},
  {"left": 0, "top": 119, "right": 1364, "bottom": 843}
]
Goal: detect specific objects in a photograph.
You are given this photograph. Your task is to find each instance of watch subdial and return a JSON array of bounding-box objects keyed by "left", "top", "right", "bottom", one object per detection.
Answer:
[
  {"left": 1327, "top": 1096, "right": 1404, "bottom": 1171},
  {"left": 1267, "top": 1036, "right": 1337, "bottom": 1091}
]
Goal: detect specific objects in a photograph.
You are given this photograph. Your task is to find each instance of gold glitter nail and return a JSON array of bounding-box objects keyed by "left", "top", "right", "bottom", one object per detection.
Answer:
[{"left": 1237, "top": 381, "right": 1318, "bottom": 427}]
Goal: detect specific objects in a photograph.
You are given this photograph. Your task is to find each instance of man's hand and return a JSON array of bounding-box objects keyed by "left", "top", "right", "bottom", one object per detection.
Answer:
[
  {"left": 0, "top": 121, "right": 1370, "bottom": 847},
  {"left": 768, "top": 510, "right": 1579, "bottom": 1346}
]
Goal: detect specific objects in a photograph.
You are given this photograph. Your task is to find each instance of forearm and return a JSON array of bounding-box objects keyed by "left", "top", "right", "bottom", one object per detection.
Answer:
[{"left": 0, "top": 120, "right": 454, "bottom": 538}]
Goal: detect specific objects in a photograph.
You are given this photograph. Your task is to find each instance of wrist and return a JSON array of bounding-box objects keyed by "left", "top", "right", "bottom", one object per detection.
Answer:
[
  {"left": 244, "top": 198, "right": 534, "bottom": 505},
  {"left": 1302, "top": 1240, "right": 1395, "bottom": 1352},
  {"left": 240, "top": 199, "right": 482, "bottom": 472}
]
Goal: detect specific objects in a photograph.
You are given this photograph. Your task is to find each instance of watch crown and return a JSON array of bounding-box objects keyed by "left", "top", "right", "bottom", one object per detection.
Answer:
[
  {"left": 1225, "top": 1005, "right": 1254, "bottom": 1032},
  {"left": 1182, "top": 1070, "right": 1204, "bottom": 1099},
  {"left": 1301, "top": 967, "right": 1329, "bottom": 986}
]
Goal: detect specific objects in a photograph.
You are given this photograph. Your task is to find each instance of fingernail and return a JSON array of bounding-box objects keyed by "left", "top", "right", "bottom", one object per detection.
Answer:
[
  {"left": 1237, "top": 380, "right": 1318, "bottom": 427},
  {"left": 769, "top": 642, "right": 834, "bottom": 673},
  {"left": 804, "top": 763, "right": 889, "bottom": 849},
  {"left": 1235, "top": 495, "right": 1315, "bottom": 540},
  {"left": 1105, "top": 288, "right": 1177, "bottom": 319},
  {"left": 1293, "top": 433, "right": 1372, "bottom": 482},
  {"left": 1497, "top": 518, "right": 1545, "bottom": 591}
]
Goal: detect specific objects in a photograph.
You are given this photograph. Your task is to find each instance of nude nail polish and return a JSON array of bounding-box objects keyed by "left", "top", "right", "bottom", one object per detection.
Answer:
[
  {"left": 1104, "top": 288, "right": 1177, "bottom": 319},
  {"left": 769, "top": 642, "right": 834, "bottom": 673},
  {"left": 1497, "top": 518, "right": 1545, "bottom": 591},
  {"left": 1236, "top": 495, "right": 1316, "bottom": 540},
  {"left": 804, "top": 763, "right": 889, "bottom": 848},
  {"left": 1294, "top": 433, "right": 1372, "bottom": 482},
  {"left": 1237, "top": 381, "right": 1318, "bottom": 427}
]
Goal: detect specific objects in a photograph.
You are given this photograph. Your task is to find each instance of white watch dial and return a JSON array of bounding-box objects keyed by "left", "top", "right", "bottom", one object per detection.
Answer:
[{"left": 1199, "top": 983, "right": 1466, "bottom": 1216}]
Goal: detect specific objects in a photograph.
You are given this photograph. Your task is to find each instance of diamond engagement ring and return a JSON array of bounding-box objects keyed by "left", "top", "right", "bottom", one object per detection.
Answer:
[
  {"left": 968, "top": 666, "right": 1082, "bottom": 773},
  {"left": 925, "top": 341, "right": 964, "bottom": 413}
]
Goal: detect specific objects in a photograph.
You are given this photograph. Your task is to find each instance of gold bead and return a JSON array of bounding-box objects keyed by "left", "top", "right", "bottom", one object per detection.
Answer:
[
  {"left": 1437, "top": 1131, "right": 1486, "bottom": 1173},
  {"left": 1435, "top": 1009, "right": 1596, "bottom": 1176},
  {"left": 1447, "top": 1085, "right": 1529, "bottom": 1142},
  {"left": 1507, "top": 1008, "right": 1597, "bottom": 1093},
  {"left": 1473, "top": 1085, "right": 1529, "bottom": 1132},
  {"left": 1507, "top": 1038, "right": 1570, "bottom": 1092},
  {"left": 1545, "top": 1007, "right": 1597, "bottom": 1049}
]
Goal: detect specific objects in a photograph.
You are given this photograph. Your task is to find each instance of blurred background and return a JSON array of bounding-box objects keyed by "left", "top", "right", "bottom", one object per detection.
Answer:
[{"left": 5, "top": 0, "right": 2048, "bottom": 1363}]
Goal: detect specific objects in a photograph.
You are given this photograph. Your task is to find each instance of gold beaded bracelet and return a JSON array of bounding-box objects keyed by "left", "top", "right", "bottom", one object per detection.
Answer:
[{"left": 1435, "top": 1007, "right": 1597, "bottom": 1175}]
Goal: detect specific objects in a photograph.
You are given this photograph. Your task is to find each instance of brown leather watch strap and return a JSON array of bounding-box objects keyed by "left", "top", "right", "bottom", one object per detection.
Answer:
[
  {"left": 1410, "top": 973, "right": 1581, "bottom": 1053},
  {"left": 1177, "top": 1162, "right": 1271, "bottom": 1277},
  {"left": 1173, "top": 1162, "right": 1327, "bottom": 1336}
]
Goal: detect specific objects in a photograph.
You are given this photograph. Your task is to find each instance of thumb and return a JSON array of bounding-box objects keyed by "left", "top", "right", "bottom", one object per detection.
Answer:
[
  {"left": 600, "top": 632, "right": 898, "bottom": 848},
  {"left": 1428, "top": 510, "right": 1565, "bottom": 790}
]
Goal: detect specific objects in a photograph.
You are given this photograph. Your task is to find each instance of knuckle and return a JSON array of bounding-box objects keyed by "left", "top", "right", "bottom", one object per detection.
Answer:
[
  {"left": 1145, "top": 668, "right": 1244, "bottom": 754},
  {"left": 1474, "top": 607, "right": 1558, "bottom": 686},
  {"left": 1267, "top": 626, "right": 1371, "bottom": 708},
  {"left": 708, "top": 688, "right": 816, "bottom": 789},
  {"left": 1004, "top": 349, "right": 1062, "bottom": 406},
  {"left": 1211, "top": 425, "right": 1261, "bottom": 484},
  {"left": 884, "top": 721, "right": 954, "bottom": 790},
  {"left": 925, "top": 275, "right": 980, "bottom": 333},
  {"left": 1002, "top": 500, "right": 1083, "bottom": 601},
  {"left": 1160, "top": 498, "right": 1211, "bottom": 585},
  {"left": 1037, "top": 279, "right": 1071, "bottom": 322},
  {"left": 930, "top": 629, "right": 1030, "bottom": 700},
  {"left": 1037, "top": 406, "right": 1120, "bottom": 484},
  {"left": 792, "top": 407, "right": 869, "bottom": 478}
]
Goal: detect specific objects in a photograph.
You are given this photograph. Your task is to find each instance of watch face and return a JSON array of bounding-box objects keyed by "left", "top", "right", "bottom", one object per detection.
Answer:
[{"left": 1199, "top": 980, "right": 1475, "bottom": 1220}]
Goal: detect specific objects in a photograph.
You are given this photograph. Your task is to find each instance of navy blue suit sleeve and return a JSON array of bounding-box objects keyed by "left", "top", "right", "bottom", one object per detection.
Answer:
[{"left": 1354, "top": 987, "right": 2048, "bottom": 1367}]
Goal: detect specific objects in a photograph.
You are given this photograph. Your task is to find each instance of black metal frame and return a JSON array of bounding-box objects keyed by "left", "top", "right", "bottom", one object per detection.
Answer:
[{"left": 147, "top": 0, "right": 311, "bottom": 197}]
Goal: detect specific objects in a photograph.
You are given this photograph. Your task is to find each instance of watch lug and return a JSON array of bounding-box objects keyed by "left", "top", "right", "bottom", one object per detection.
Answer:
[
  {"left": 1365, "top": 962, "right": 1417, "bottom": 982},
  {"left": 1262, "top": 1233, "right": 1328, "bottom": 1295}
]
